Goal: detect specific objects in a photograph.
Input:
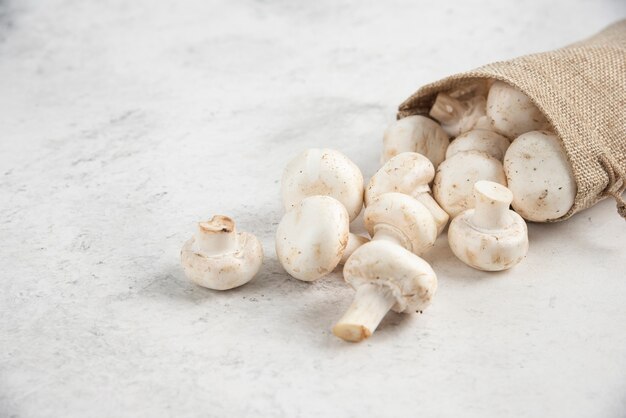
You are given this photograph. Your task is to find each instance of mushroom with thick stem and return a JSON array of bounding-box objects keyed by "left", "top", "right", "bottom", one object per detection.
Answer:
[
  {"left": 445, "top": 129, "right": 510, "bottom": 161},
  {"left": 381, "top": 115, "right": 449, "bottom": 168},
  {"left": 181, "top": 215, "right": 263, "bottom": 290},
  {"left": 429, "top": 93, "right": 488, "bottom": 137},
  {"left": 433, "top": 150, "right": 507, "bottom": 218},
  {"left": 365, "top": 152, "right": 449, "bottom": 235},
  {"left": 276, "top": 195, "right": 368, "bottom": 281},
  {"left": 332, "top": 240, "right": 437, "bottom": 342},
  {"left": 448, "top": 181, "right": 529, "bottom": 271},
  {"left": 486, "top": 80, "right": 550, "bottom": 139},
  {"left": 503, "top": 130, "right": 576, "bottom": 221},
  {"left": 281, "top": 148, "right": 364, "bottom": 222},
  {"left": 364, "top": 192, "right": 437, "bottom": 256}
]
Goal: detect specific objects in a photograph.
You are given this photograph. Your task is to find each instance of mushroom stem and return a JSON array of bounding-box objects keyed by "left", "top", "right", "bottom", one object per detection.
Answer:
[
  {"left": 371, "top": 224, "right": 410, "bottom": 249},
  {"left": 429, "top": 93, "right": 466, "bottom": 125},
  {"left": 413, "top": 192, "right": 450, "bottom": 235},
  {"left": 340, "top": 233, "right": 369, "bottom": 265},
  {"left": 194, "top": 216, "right": 238, "bottom": 256},
  {"left": 471, "top": 181, "right": 513, "bottom": 230},
  {"left": 333, "top": 283, "right": 396, "bottom": 342}
]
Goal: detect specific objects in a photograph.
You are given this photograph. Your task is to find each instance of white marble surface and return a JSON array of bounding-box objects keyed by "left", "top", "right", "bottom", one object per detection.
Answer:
[{"left": 1, "top": 0, "right": 625, "bottom": 417}]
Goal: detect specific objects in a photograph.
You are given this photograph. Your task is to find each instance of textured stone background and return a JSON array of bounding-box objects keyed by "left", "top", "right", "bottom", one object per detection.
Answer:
[{"left": 1, "top": 0, "right": 625, "bottom": 417}]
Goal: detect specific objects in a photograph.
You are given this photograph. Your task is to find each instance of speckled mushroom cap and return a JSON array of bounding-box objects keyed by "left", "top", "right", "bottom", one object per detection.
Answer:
[
  {"left": 381, "top": 115, "right": 449, "bottom": 168},
  {"left": 503, "top": 131, "right": 576, "bottom": 222},
  {"left": 342, "top": 240, "right": 437, "bottom": 313},
  {"left": 433, "top": 150, "right": 507, "bottom": 218},
  {"left": 365, "top": 152, "right": 435, "bottom": 206},
  {"left": 181, "top": 217, "right": 263, "bottom": 290},
  {"left": 486, "top": 80, "right": 550, "bottom": 139},
  {"left": 281, "top": 148, "right": 364, "bottom": 222},
  {"left": 364, "top": 192, "right": 437, "bottom": 256},
  {"left": 445, "top": 129, "right": 511, "bottom": 161},
  {"left": 276, "top": 195, "right": 349, "bottom": 281}
]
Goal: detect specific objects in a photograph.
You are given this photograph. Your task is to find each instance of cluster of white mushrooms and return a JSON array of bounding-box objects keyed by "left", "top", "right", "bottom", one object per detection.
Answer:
[{"left": 180, "top": 79, "right": 577, "bottom": 343}]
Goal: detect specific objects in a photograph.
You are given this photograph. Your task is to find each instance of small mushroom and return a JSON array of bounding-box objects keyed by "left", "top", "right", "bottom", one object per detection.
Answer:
[
  {"left": 381, "top": 115, "right": 449, "bottom": 168},
  {"left": 282, "top": 148, "right": 364, "bottom": 222},
  {"left": 181, "top": 215, "right": 263, "bottom": 290},
  {"left": 364, "top": 192, "right": 437, "bottom": 256},
  {"left": 429, "top": 93, "right": 487, "bottom": 137},
  {"left": 448, "top": 181, "right": 529, "bottom": 271},
  {"left": 276, "top": 195, "right": 353, "bottom": 281},
  {"left": 433, "top": 150, "right": 507, "bottom": 218},
  {"left": 503, "top": 131, "right": 576, "bottom": 221},
  {"left": 486, "top": 80, "right": 550, "bottom": 139},
  {"left": 365, "top": 152, "right": 449, "bottom": 235},
  {"left": 445, "top": 129, "right": 510, "bottom": 161},
  {"left": 332, "top": 240, "right": 437, "bottom": 342}
]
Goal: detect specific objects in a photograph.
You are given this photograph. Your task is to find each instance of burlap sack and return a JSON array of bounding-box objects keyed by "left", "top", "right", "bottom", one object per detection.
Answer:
[{"left": 397, "top": 19, "right": 626, "bottom": 221}]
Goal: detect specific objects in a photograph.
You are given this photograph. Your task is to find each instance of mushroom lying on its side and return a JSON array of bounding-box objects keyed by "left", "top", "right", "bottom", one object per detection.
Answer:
[
  {"left": 381, "top": 115, "right": 449, "bottom": 168},
  {"left": 433, "top": 150, "right": 507, "bottom": 218},
  {"left": 365, "top": 152, "right": 449, "bottom": 235},
  {"left": 333, "top": 240, "right": 437, "bottom": 342},
  {"left": 333, "top": 191, "right": 438, "bottom": 342},
  {"left": 429, "top": 93, "right": 488, "bottom": 137},
  {"left": 364, "top": 192, "right": 437, "bottom": 256},
  {"left": 503, "top": 131, "right": 576, "bottom": 221},
  {"left": 448, "top": 181, "right": 528, "bottom": 271},
  {"left": 181, "top": 216, "right": 263, "bottom": 290},
  {"left": 486, "top": 81, "right": 550, "bottom": 139}
]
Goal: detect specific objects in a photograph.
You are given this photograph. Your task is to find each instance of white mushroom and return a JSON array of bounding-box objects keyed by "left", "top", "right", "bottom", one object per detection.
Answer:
[
  {"left": 364, "top": 192, "right": 437, "bottom": 256},
  {"left": 181, "top": 215, "right": 263, "bottom": 290},
  {"left": 381, "top": 115, "right": 449, "bottom": 168},
  {"left": 365, "top": 152, "right": 449, "bottom": 235},
  {"left": 448, "top": 181, "right": 529, "bottom": 271},
  {"left": 503, "top": 131, "right": 576, "bottom": 221},
  {"left": 429, "top": 93, "right": 487, "bottom": 137},
  {"left": 276, "top": 195, "right": 351, "bottom": 281},
  {"left": 282, "top": 148, "right": 364, "bottom": 222},
  {"left": 486, "top": 80, "right": 550, "bottom": 139},
  {"left": 433, "top": 150, "right": 507, "bottom": 218},
  {"left": 332, "top": 240, "right": 437, "bottom": 342},
  {"left": 340, "top": 233, "right": 370, "bottom": 265},
  {"left": 445, "top": 129, "right": 510, "bottom": 161}
]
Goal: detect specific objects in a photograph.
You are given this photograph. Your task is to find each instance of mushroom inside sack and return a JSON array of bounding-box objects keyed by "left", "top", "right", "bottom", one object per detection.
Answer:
[{"left": 503, "top": 130, "right": 576, "bottom": 221}]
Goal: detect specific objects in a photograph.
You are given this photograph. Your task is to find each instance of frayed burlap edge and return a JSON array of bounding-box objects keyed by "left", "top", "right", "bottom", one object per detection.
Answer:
[{"left": 397, "top": 20, "right": 626, "bottom": 221}]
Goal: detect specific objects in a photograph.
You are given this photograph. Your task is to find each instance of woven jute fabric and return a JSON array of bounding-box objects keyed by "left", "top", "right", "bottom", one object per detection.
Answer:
[{"left": 398, "top": 20, "right": 626, "bottom": 221}]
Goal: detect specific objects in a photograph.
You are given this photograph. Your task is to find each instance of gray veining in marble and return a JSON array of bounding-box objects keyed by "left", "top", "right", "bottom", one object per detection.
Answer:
[{"left": 1, "top": 0, "right": 625, "bottom": 417}]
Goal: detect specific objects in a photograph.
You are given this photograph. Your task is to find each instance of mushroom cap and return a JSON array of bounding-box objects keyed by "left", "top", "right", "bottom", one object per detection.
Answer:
[
  {"left": 382, "top": 115, "right": 449, "bottom": 168},
  {"left": 445, "top": 129, "right": 510, "bottom": 161},
  {"left": 486, "top": 80, "right": 550, "bottom": 139},
  {"left": 503, "top": 131, "right": 576, "bottom": 221},
  {"left": 448, "top": 183, "right": 528, "bottom": 271},
  {"left": 364, "top": 192, "right": 437, "bottom": 256},
  {"left": 433, "top": 150, "right": 507, "bottom": 218},
  {"left": 276, "top": 195, "right": 349, "bottom": 281},
  {"left": 281, "top": 148, "right": 364, "bottom": 222},
  {"left": 365, "top": 152, "right": 435, "bottom": 206},
  {"left": 181, "top": 232, "right": 263, "bottom": 290},
  {"left": 342, "top": 240, "right": 437, "bottom": 312}
]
